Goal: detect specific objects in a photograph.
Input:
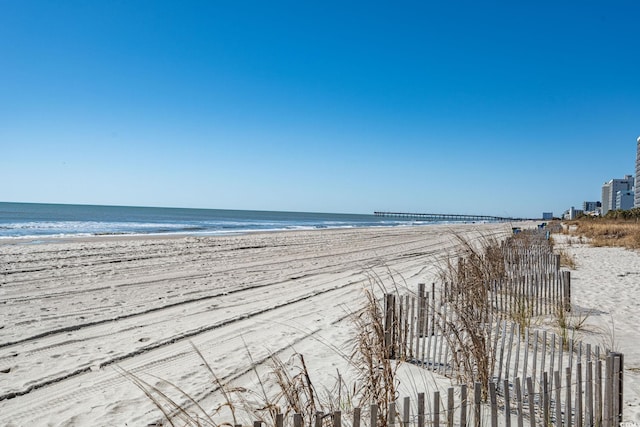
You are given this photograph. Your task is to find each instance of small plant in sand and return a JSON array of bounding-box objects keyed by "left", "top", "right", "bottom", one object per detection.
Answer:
[
  {"left": 597, "top": 314, "right": 620, "bottom": 355},
  {"left": 510, "top": 292, "right": 535, "bottom": 333},
  {"left": 557, "top": 248, "right": 577, "bottom": 270},
  {"left": 554, "top": 305, "right": 592, "bottom": 350}
]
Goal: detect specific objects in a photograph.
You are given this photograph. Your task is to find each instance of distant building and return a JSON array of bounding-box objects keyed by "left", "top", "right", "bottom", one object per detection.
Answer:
[
  {"left": 582, "top": 201, "right": 601, "bottom": 213},
  {"left": 568, "top": 206, "right": 583, "bottom": 220},
  {"left": 636, "top": 136, "right": 640, "bottom": 207},
  {"left": 617, "top": 190, "right": 635, "bottom": 211},
  {"left": 542, "top": 212, "right": 553, "bottom": 220},
  {"left": 602, "top": 175, "right": 634, "bottom": 215}
]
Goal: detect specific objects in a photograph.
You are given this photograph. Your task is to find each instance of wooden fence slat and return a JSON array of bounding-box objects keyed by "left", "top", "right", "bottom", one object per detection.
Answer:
[
  {"left": 613, "top": 354, "right": 623, "bottom": 425},
  {"left": 532, "top": 330, "right": 539, "bottom": 390},
  {"left": 555, "top": 370, "right": 562, "bottom": 427},
  {"left": 543, "top": 371, "right": 550, "bottom": 427},
  {"left": 403, "top": 397, "right": 410, "bottom": 427},
  {"left": 514, "top": 325, "right": 521, "bottom": 383},
  {"left": 434, "top": 391, "right": 441, "bottom": 427},
  {"left": 276, "top": 413, "right": 284, "bottom": 427},
  {"left": 461, "top": 384, "right": 468, "bottom": 427},
  {"left": 586, "top": 360, "right": 593, "bottom": 427},
  {"left": 490, "top": 382, "right": 498, "bottom": 427},
  {"left": 522, "top": 329, "right": 529, "bottom": 382},
  {"left": 418, "top": 393, "right": 424, "bottom": 427},
  {"left": 503, "top": 379, "right": 511, "bottom": 427},
  {"left": 448, "top": 387, "right": 455, "bottom": 427},
  {"left": 541, "top": 330, "right": 548, "bottom": 386},
  {"left": 497, "top": 320, "right": 507, "bottom": 388},
  {"left": 353, "top": 408, "right": 361, "bottom": 427},
  {"left": 388, "top": 403, "right": 396, "bottom": 426},
  {"left": 565, "top": 367, "right": 572, "bottom": 427},
  {"left": 371, "top": 404, "right": 379, "bottom": 427},
  {"left": 474, "top": 382, "right": 482, "bottom": 427},
  {"left": 550, "top": 333, "right": 556, "bottom": 392},
  {"left": 333, "top": 411, "right": 341, "bottom": 427},
  {"left": 577, "top": 362, "right": 583, "bottom": 427},
  {"left": 526, "top": 377, "right": 535, "bottom": 427},
  {"left": 595, "top": 359, "right": 602, "bottom": 427},
  {"left": 515, "top": 378, "right": 524, "bottom": 427},
  {"left": 505, "top": 322, "right": 515, "bottom": 383},
  {"left": 410, "top": 297, "right": 416, "bottom": 359}
]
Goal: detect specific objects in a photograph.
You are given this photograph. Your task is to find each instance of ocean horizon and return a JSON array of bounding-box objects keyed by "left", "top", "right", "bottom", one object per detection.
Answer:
[{"left": 0, "top": 202, "right": 467, "bottom": 240}]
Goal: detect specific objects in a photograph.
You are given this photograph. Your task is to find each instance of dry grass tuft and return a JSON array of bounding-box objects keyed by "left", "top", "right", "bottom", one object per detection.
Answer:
[
  {"left": 435, "top": 233, "right": 507, "bottom": 398},
  {"left": 565, "top": 218, "right": 640, "bottom": 249},
  {"left": 557, "top": 248, "right": 577, "bottom": 269},
  {"left": 350, "top": 283, "right": 400, "bottom": 426}
]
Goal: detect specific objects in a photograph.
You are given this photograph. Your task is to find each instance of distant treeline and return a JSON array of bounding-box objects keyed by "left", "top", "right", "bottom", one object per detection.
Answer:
[
  {"left": 603, "top": 208, "right": 640, "bottom": 220},
  {"left": 577, "top": 208, "right": 640, "bottom": 220}
]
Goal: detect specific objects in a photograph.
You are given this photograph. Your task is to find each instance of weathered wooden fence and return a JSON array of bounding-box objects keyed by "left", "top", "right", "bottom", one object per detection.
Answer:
[
  {"left": 235, "top": 230, "right": 625, "bottom": 427},
  {"left": 246, "top": 353, "right": 624, "bottom": 427},
  {"left": 375, "top": 230, "right": 625, "bottom": 427}
]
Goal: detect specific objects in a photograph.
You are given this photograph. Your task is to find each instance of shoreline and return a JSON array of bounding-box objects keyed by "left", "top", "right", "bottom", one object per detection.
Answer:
[{"left": 0, "top": 220, "right": 531, "bottom": 245}]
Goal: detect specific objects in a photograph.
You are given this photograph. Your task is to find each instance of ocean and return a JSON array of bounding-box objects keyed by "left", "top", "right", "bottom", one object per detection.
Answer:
[{"left": 0, "top": 202, "right": 431, "bottom": 239}]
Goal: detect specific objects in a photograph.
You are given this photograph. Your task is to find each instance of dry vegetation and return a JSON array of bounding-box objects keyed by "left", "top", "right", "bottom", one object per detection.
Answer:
[{"left": 564, "top": 217, "right": 640, "bottom": 249}]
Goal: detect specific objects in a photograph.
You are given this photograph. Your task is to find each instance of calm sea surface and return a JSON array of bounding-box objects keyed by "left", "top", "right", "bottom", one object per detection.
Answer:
[{"left": 0, "top": 202, "right": 434, "bottom": 239}]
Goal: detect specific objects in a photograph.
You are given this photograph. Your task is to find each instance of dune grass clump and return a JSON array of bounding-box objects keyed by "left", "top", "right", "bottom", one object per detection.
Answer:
[
  {"left": 435, "top": 233, "right": 507, "bottom": 397},
  {"left": 566, "top": 218, "right": 640, "bottom": 249},
  {"left": 350, "top": 284, "right": 401, "bottom": 425}
]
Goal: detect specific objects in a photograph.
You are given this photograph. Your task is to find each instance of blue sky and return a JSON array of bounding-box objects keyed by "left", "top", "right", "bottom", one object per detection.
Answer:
[{"left": 1, "top": 1, "right": 639, "bottom": 218}]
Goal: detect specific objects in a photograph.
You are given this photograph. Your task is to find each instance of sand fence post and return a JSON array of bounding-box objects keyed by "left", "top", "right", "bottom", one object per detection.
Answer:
[
  {"left": 489, "top": 382, "right": 498, "bottom": 427},
  {"left": 514, "top": 378, "right": 524, "bottom": 427},
  {"left": 474, "top": 382, "right": 482, "bottom": 427},
  {"left": 403, "top": 397, "right": 411, "bottom": 427},
  {"left": 448, "top": 387, "right": 455, "bottom": 427},
  {"left": 554, "top": 371, "right": 562, "bottom": 427},
  {"left": 605, "top": 352, "right": 623, "bottom": 426},
  {"left": 433, "top": 391, "right": 441, "bottom": 427},
  {"left": 370, "top": 403, "right": 379, "bottom": 427},
  {"left": 417, "top": 393, "right": 425, "bottom": 427},
  {"left": 461, "top": 384, "right": 468, "bottom": 427},
  {"left": 384, "top": 294, "right": 396, "bottom": 359},
  {"left": 333, "top": 411, "right": 341, "bottom": 427},
  {"left": 353, "top": 408, "right": 361, "bottom": 427},
  {"left": 503, "top": 379, "right": 511, "bottom": 427}
]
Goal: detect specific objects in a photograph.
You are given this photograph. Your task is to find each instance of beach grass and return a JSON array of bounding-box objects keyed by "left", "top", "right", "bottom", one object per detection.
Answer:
[{"left": 564, "top": 217, "right": 640, "bottom": 249}]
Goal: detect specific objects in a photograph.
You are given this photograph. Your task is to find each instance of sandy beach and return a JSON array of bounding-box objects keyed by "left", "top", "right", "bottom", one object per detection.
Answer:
[{"left": 1, "top": 223, "right": 640, "bottom": 426}]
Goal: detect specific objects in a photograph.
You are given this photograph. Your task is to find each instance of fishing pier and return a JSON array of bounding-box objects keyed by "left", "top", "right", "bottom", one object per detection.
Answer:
[{"left": 374, "top": 211, "right": 519, "bottom": 222}]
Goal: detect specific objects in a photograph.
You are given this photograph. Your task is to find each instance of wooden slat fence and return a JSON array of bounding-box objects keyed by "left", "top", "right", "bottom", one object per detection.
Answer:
[
  {"left": 234, "top": 230, "right": 625, "bottom": 427},
  {"left": 247, "top": 355, "right": 623, "bottom": 427},
  {"left": 375, "top": 230, "right": 625, "bottom": 427}
]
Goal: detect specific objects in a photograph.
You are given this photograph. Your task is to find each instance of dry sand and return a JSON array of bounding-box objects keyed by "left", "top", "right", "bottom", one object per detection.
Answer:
[{"left": 1, "top": 223, "right": 639, "bottom": 426}]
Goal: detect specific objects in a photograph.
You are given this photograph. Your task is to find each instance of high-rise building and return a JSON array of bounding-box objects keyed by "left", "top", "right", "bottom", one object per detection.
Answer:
[
  {"left": 582, "top": 201, "right": 601, "bottom": 213},
  {"left": 617, "top": 190, "right": 635, "bottom": 211},
  {"left": 636, "top": 136, "right": 640, "bottom": 207},
  {"left": 602, "top": 175, "right": 634, "bottom": 215}
]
